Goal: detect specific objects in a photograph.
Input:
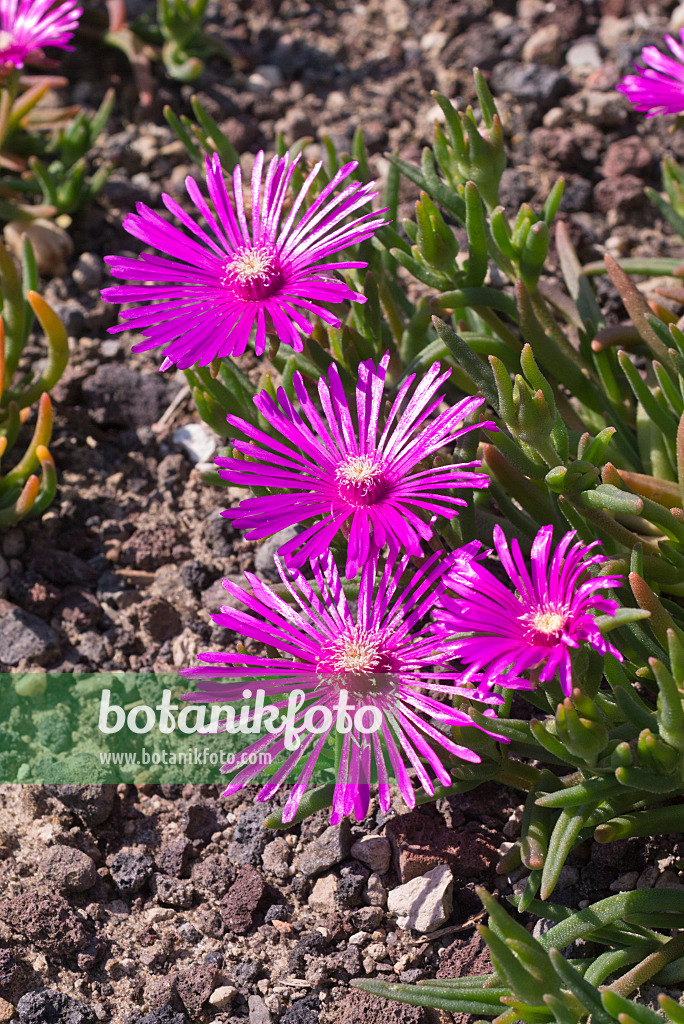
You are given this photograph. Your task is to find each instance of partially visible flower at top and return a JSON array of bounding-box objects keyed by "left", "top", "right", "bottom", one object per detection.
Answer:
[
  {"left": 436, "top": 524, "right": 623, "bottom": 698},
  {"left": 102, "top": 151, "right": 388, "bottom": 371},
  {"left": 218, "top": 354, "right": 494, "bottom": 578},
  {"left": 0, "top": 0, "right": 81, "bottom": 69},
  {"left": 617, "top": 31, "right": 684, "bottom": 117},
  {"left": 182, "top": 547, "right": 510, "bottom": 825}
]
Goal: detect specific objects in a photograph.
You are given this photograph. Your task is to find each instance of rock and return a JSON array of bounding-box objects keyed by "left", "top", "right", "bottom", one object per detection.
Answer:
[
  {"left": 288, "top": 931, "right": 328, "bottom": 975},
  {"left": 175, "top": 964, "right": 218, "bottom": 1016},
  {"left": 308, "top": 873, "right": 338, "bottom": 913},
  {"left": 366, "top": 872, "right": 388, "bottom": 907},
  {"left": 593, "top": 174, "right": 645, "bottom": 215},
  {"left": 248, "top": 65, "right": 283, "bottom": 94},
  {"left": 72, "top": 252, "right": 103, "bottom": 290},
  {"left": 325, "top": 987, "right": 427, "bottom": 1023},
  {"left": 491, "top": 62, "right": 569, "bottom": 105},
  {"left": 498, "top": 167, "right": 534, "bottom": 209},
  {"left": 296, "top": 820, "right": 352, "bottom": 877},
  {"left": 601, "top": 135, "right": 653, "bottom": 178},
  {"left": 82, "top": 363, "right": 175, "bottom": 428},
  {"left": 672, "top": 2, "right": 684, "bottom": 32},
  {"left": 0, "top": 601, "right": 58, "bottom": 666},
  {"left": 156, "top": 838, "right": 193, "bottom": 878},
  {"left": 0, "top": 893, "right": 90, "bottom": 954},
  {"left": 173, "top": 422, "right": 217, "bottom": 464},
  {"left": 5, "top": 218, "right": 73, "bottom": 277},
  {"left": 2, "top": 529, "right": 23, "bottom": 558},
  {"left": 566, "top": 38, "right": 602, "bottom": 70},
  {"left": 182, "top": 802, "right": 218, "bottom": 840},
  {"left": 530, "top": 127, "right": 579, "bottom": 168},
  {"left": 191, "top": 853, "right": 234, "bottom": 897},
  {"left": 151, "top": 874, "right": 195, "bottom": 909},
  {"left": 385, "top": 808, "right": 499, "bottom": 883},
  {"left": 209, "top": 986, "right": 237, "bottom": 1009},
  {"left": 248, "top": 994, "right": 273, "bottom": 1024},
  {"left": 106, "top": 847, "right": 154, "bottom": 895},
  {"left": 138, "top": 598, "right": 183, "bottom": 644},
  {"left": 336, "top": 862, "right": 369, "bottom": 909},
  {"left": 351, "top": 836, "right": 391, "bottom": 874},
  {"left": 262, "top": 837, "right": 292, "bottom": 879},
  {"left": 44, "top": 784, "right": 116, "bottom": 825},
  {"left": 138, "top": 1007, "right": 188, "bottom": 1024},
  {"left": 0, "top": 997, "right": 12, "bottom": 1021},
  {"left": 522, "top": 24, "right": 564, "bottom": 65},
  {"left": 39, "top": 846, "right": 97, "bottom": 892},
  {"left": 14, "top": 674, "right": 47, "bottom": 697},
  {"left": 350, "top": 905, "right": 384, "bottom": 930},
  {"left": 228, "top": 803, "right": 273, "bottom": 866},
  {"left": 387, "top": 863, "right": 454, "bottom": 933},
  {"left": 17, "top": 989, "right": 97, "bottom": 1024},
  {"left": 0, "top": 948, "right": 18, "bottom": 1001},
  {"left": 220, "top": 866, "right": 268, "bottom": 933},
  {"left": 121, "top": 524, "right": 188, "bottom": 571}
]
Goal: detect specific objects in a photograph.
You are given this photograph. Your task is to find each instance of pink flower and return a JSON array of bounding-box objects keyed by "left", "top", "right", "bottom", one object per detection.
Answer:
[
  {"left": 219, "top": 354, "right": 494, "bottom": 578},
  {"left": 617, "top": 31, "right": 684, "bottom": 116},
  {"left": 437, "top": 524, "right": 623, "bottom": 697},
  {"left": 102, "top": 151, "right": 388, "bottom": 370},
  {"left": 0, "top": 0, "right": 81, "bottom": 68},
  {"left": 182, "top": 548, "right": 508, "bottom": 824}
]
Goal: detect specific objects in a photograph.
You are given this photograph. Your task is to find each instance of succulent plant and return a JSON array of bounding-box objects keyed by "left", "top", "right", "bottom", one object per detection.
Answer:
[{"left": 0, "top": 235, "right": 66, "bottom": 526}]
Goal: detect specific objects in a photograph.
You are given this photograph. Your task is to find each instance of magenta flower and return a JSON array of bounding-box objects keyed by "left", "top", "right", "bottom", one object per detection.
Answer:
[
  {"left": 102, "top": 151, "right": 388, "bottom": 371},
  {"left": 437, "top": 524, "right": 623, "bottom": 697},
  {"left": 218, "top": 354, "right": 494, "bottom": 578},
  {"left": 182, "top": 548, "right": 508, "bottom": 824},
  {"left": 0, "top": 0, "right": 81, "bottom": 68},
  {"left": 617, "top": 31, "right": 684, "bottom": 116}
]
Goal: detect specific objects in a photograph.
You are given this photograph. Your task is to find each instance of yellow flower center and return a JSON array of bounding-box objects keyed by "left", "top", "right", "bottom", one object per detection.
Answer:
[{"left": 531, "top": 610, "right": 566, "bottom": 635}]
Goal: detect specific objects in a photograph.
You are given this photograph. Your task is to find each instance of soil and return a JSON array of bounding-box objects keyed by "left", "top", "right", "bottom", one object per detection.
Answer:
[{"left": 3, "top": 0, "right": 684, "bottom": 1020}]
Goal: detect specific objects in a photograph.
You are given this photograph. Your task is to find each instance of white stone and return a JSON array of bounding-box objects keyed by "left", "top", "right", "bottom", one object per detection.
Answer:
[
  {"left": 420, "top": 31, "right": 447, "bottom": 53},
  {"left": 351, "top": 836, "right": 392, "bottom": 874},
  {"left": 522, "top": 24, "right": 563, "bottom": 65},
  {"left": 609, "top": 871, "right": 639, "bottom": 892},
  {"left": 349, "top": 930, "right": 371, "bottom": 946},
  {"left": 248, "top": 65, "right": 283, "bottom": 94},
  {"left": 672, "top": 2, "right": 684, "bottom": 33},
  {"left": 208, "top": 983, "right": 237, "bottom": 1007},
  {"left": 366, "top": 872, "right": 388, "bottom": 907},
  {"left": 307, "top": 873, "right": 338, "bottom": 914},
  {"left": 566, "top": 40, "right": 602, "bottom": 71},
  {"left": 173, "top": 422, "right": 217, "bottom": 464},
  {"left": 387, "top": 863, "right": 453, "bottom": 933}
]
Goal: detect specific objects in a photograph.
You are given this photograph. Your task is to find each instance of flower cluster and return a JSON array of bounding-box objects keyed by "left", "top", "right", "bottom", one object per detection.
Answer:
[
  {"left": 103, "top": 141, "right": 624, "bottom": 817},
  {"left": 0, "top": 0, "right": 81, "bottom": 70}
]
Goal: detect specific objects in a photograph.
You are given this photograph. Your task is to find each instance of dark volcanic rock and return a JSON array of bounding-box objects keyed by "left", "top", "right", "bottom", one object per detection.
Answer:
[
  {"left": 491, "top": 61, "right": 569, "bottom": 105},
  {"left": 175, "top": 964, "right": 218, "bottom": 1016},
  {"left": 156, "top": 838, "right": 193, "bottom": 878},
  {"left": 39, "top": 845, "right": 97, "bottom": 892},
  {"left": 385, "top": 807, "right": 499, "bottom": 883},
  {"left": 82, "top": 364, "right": 171, "bottom": 427},
  {"left": 0, "top": 601, "right": 58, "bottom": 666},
  {"left": 17, "top": 989, "right": 97, "bottom": 1024},
  {"left": 0, "top": 893, "right": 90, "bottom": 954},
  {"left": 44, "top": 784, "right": 116, "bottom": 825},
  {"left": 219, "top": 865, "right": 269, "bottom": 934},
  {"left": 106, "top": 847, "right": 155, "bottom": 894}
]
